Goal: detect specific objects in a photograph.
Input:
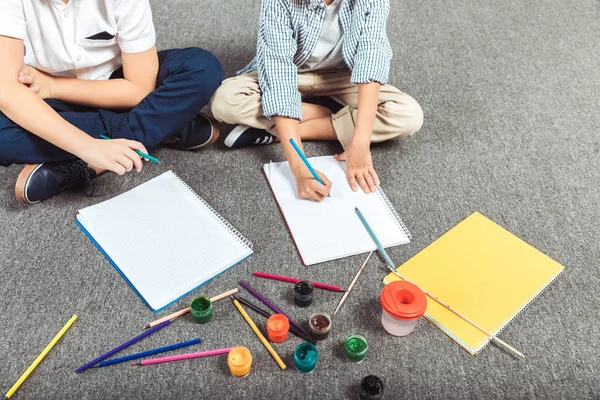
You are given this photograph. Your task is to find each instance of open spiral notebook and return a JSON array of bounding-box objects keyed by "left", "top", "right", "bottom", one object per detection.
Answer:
[
  {"left": 264, "top": 156, "right": 411, "bottom": 265},
  {"left": 76, "top": 171, "right": 253, "bottom": 312}
]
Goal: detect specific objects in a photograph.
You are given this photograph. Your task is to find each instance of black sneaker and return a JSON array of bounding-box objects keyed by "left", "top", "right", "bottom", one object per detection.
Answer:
[
  {"left": 15, "top": 160, "right": 96, "bottom": 204},
  {"left": 162, "top": 112, "right": 220, "bottom": 150},
  {"left": 224, "top": 125, "right": 276, "bottom": 148},
  {"left": 304, "top": 96, "right": 346, "bottom": 114}
]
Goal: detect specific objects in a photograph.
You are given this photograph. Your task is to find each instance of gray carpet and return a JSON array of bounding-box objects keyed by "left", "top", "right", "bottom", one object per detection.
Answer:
[{"left": 1, "top": 0, "right": 599, "bottom": 399}]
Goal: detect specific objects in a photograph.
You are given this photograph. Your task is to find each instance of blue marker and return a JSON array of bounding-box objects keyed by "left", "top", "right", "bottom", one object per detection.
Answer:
[
  {"left": 99, "top": 134, "right": 160, "bottom": 164},
  {"left": 355, "top": 206, "right": 396, "bottom": 268},
  {"left": 289, "top": 138, "right": 330, "bottom": 197},
  {"left": 93, "top": 338, "right": 202, "bottom": 368}
]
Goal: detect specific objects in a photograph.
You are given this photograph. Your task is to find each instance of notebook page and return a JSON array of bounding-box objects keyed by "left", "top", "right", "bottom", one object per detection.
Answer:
[
  {"left": 77, "top": 171, "right": 252, "bottom": 311},
  {"left": 264, "top": 156, "right": 409, "bottom": 265}
]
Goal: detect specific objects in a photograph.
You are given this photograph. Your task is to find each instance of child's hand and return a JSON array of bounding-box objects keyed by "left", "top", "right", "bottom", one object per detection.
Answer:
[
  {"left": 292, "top": 166, "right": 332, "bottom": 201},
  {"left": 334, "top": 144, "right": 380, "bottom": 193},
  {"left": 17, "top": 65, "right": 55, "bottom": 99},
  {"left": 75, "top": 138, "right": 148, "bottom": 175}
]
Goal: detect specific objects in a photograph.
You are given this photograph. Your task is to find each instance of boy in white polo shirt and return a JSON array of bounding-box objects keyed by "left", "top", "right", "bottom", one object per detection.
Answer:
[{"left": 0, "top": 0, "right": 223, "bottom": 203}]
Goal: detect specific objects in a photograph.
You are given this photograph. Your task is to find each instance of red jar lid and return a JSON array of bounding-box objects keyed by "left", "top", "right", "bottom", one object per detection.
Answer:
[{"left": 380, "top": 280, "right": 427, "bottom": 320}]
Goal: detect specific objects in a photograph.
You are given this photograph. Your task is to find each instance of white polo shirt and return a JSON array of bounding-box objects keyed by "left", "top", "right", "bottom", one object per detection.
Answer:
[{"left": 0, "top": 0, "right": 156, "bottom": 81}]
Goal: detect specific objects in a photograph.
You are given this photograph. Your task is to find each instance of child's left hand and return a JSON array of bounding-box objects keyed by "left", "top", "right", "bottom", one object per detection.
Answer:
[
  {"left": 334, "top": 143, "right": 380, "bottom": 193},
  {"left": 17, "top": 65, "right": 55, "bottom": 99}
]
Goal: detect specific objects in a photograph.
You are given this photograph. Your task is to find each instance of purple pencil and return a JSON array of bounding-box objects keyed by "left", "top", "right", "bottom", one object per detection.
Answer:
[
  {"left": 239, "top": 280, "right": 310, "bottom": 337},
  {"left": 76, "top": 320, "right": 171, "bottom": 373}
]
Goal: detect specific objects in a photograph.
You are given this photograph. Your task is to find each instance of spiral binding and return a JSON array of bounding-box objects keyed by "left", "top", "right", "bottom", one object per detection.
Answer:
[
  {"left": 473, "top": 268, "right": 564, "bottom": 353},
  {"left": 172, "top": 172, "right": 253, "bottom": 249},
  {"left": 375, "top": 186, "right": 412, "bottom": 240}
]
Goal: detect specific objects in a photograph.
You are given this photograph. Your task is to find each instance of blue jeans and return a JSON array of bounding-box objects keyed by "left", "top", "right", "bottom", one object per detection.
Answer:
[{"left": 0, "top": 48, "right": 223, "bottom": 166}]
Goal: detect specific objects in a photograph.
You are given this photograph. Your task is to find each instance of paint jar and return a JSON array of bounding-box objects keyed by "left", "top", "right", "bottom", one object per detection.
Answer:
[
  {"left": 294, "top": 280, "right": 314, "bottom": 307},
  {"left": 227, "top": 346, "right": 252, "bottom": 377},
  {"left": 358, "top": 375, "right": 384, "bottom": 400},
  {"left": 308, "top": 313, "right": 332, "bottom": 341},
  {"left": 344, "top": 334, "right": 368, "bottom": 363},
  {"left": 294, "top": 342, "right": 319, "bottom": 374},
  {"left": 380, "top": 280, "right": 427, "bottom": 336},
  {"left": 267, "top": 314, "right": 290, "bottom": 343},
  {"left": 190, "top": 296, "right": 213, "bottom": 324}
]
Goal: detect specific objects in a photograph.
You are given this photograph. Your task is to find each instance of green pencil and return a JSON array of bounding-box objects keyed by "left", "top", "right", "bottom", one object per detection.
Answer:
[{"left": 99, "top": 135, "right": 160, "bottom": 164}]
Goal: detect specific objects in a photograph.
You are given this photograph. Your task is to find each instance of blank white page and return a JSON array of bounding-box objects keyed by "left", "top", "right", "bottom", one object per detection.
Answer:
[
  {"left": 264, "top": 156, "right": 410, "bottom": 265},
  {"left": 77, "top": 171, "right": 252, "bottom": 311}
]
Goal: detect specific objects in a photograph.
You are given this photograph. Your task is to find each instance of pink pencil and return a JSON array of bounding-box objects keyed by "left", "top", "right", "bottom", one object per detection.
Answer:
[
  {"left": 132, "top": 347, "right": 232, "bottom": 366},
  {"left": 253, "top": 272, "right": 346, "bottom": 292}
]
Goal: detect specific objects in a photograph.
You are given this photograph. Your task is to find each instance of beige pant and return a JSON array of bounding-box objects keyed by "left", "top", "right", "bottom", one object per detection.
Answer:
[{"left": 210, "top": 70, "right": 423, "bottom": 149}]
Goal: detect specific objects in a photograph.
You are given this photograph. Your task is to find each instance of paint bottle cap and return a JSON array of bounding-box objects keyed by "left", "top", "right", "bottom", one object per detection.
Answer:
[
  {"left": 358, "top": 375, "right": 384, "bottom": 400},
  {"left": 294, "top": 280, "right": 314, "bottom": 307},
  {"left": 344, "top": 333, "right": 368, "bottom": 363},
  {"left": 190, "top": 296, "right": 213, "bottom": 324},
  {"left": 227, "top": 346, "right": 252, "bottom": 377},
  {"left": 294, "top": 342, "right": 319, "bottom": 374},
  {"left": 267, "top": 314, "right": 290, "bottom": 343},
  {"left": 308, "top": 313, "right": 332, "bottom": 341},
  {"left": 380, "top": 280, "right": 427, "bottom": 320}
]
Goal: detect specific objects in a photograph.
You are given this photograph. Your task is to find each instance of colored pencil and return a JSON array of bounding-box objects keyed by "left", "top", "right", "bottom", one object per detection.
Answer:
[
  {"left": 143, "top": 288, "right": 239, "bottom": 329},
  {"left": 239, "top": 280, "right": 310, "bottom": 337},
  {"left": 355, "top": 207, "right": 525, "bottom": 358},
  {"left": 386, "top": 267, "right": 525, "bottom": 358},
  {"left": 76, "top": 320, "right": 171, "bottom": 373},
  {"left": 289, "top": 138, "right": 330, "bottom": 196},
  {"left": 99, "top": 134, "right": 160, "bottom": 163},
  {"left": 354, "top": 207, "right": 396, "bottom": 268},
  {"left": 5, "top": 315, "right": 77, "bottom": 399},
  {"left": 133, "top": 347, "right": 232, "bottom": 366},
  {"left": 253, "top": 272, "right": 345, "bottom": 292},
  {"left": 94, "top": 338, "right": 202, "bottom": 368},
  {"left": 231, "top": 298, "right": 287, "bottom": 370},
  {"left": 331, "top": 251, "right": 373, "bottom": 320},
  {"left": 232, "top": 295, "right": 317, "bottom": 345}
]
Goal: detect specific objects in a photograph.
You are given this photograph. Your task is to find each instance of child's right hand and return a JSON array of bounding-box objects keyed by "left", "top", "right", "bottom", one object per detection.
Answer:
[
  {"left": 76, "top": 138, "right": 148, "bottom": 175},
  {"left": 292, "top": 166, "right": 332, "bottom": 201}
]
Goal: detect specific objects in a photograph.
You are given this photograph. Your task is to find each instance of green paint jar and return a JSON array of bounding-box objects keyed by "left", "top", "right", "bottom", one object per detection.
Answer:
[
  {"left": 344, "top": 334, "right": 368, "bottom": 363},
  {"left": 190, "top": 296, "right": 213, "bottom": 324}
]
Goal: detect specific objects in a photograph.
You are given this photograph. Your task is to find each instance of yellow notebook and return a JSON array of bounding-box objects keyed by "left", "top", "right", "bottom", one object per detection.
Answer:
[{"left": 383, "top": 212, "right": 564, "bottom": 355}]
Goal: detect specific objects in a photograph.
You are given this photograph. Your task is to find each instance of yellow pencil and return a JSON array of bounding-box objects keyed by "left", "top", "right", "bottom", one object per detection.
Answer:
[
  {"left": 231, "top": 298, "right": 286, "bottom": 370},
  {"left": 5, "top": 314, "right": 77, "bottom": 399}
]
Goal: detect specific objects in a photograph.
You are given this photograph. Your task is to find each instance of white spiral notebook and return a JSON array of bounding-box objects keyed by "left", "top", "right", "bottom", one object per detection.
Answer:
[
  {"left": 76, "top": 171, "right": 253, "bottom": 312},
  {"left": 264, "top": 156, "right": 411, "bottom": 265}
]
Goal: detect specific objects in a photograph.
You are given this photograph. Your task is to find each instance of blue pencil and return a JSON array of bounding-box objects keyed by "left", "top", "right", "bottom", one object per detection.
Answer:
[
  {"left": 99, "top": 134, "right": 160, "bottom": 164},
  {"left": 93, "top": 338, "right": 202, "bottom": 368},
  {"left": 289, "top": 138, "right": 330, "bottom": 197},
  {"left": 76, "top": 320, "right": 171, "bottom": 373},
  {"left": 355, "top": 206, "right": 396, "bottom": 268}
]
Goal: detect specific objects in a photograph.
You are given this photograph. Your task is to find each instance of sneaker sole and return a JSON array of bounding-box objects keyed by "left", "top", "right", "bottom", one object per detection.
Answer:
[
  {"left": 224, "top": 125, "right": 251, "bottom": 148},
  {"left": 15, "top": 164, "right": 44, "bottom": 204},
  {"left": 183, "top": 113, "right": 220, "bottom": 150}
]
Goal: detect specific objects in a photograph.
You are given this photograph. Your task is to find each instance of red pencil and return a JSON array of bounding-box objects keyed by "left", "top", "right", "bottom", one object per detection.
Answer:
[{"left": 253, "top": 272, "right": 346, "bottom": 292}]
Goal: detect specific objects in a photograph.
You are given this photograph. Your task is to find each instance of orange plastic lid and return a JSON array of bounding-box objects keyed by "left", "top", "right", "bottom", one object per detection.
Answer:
[
  {"left": 380, "top": 280, "right": 427, "bottom": 320},
  {"left": 267, "top": 314, "right": 290, "bottom": 342}
]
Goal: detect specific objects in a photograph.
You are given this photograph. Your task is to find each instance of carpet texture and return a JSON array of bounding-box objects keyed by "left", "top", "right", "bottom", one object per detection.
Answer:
[{"left": 1, "top": 0, "right": 599, "bottom": 399}]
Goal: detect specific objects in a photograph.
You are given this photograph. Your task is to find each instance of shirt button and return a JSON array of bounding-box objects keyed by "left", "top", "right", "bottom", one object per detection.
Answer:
[
  {"left": 76, "top": 54, "right": 82, "bottom": 62},
  {"left": 63, "top": 10, "right": 69, "bottom": 17}
]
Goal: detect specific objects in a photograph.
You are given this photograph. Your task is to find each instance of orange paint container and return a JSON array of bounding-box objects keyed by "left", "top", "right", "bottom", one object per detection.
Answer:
[
  {"left": 267, "top": 314, "right": 290, "bottom": 343},
  {"left": 227, "top": 346, "right": 252, "bottom": 377}
]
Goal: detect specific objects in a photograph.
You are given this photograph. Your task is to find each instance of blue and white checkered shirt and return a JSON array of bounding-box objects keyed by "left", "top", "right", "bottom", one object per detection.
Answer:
[{"left": 239, "top": 0, "right": 393, "bottom": 121}]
